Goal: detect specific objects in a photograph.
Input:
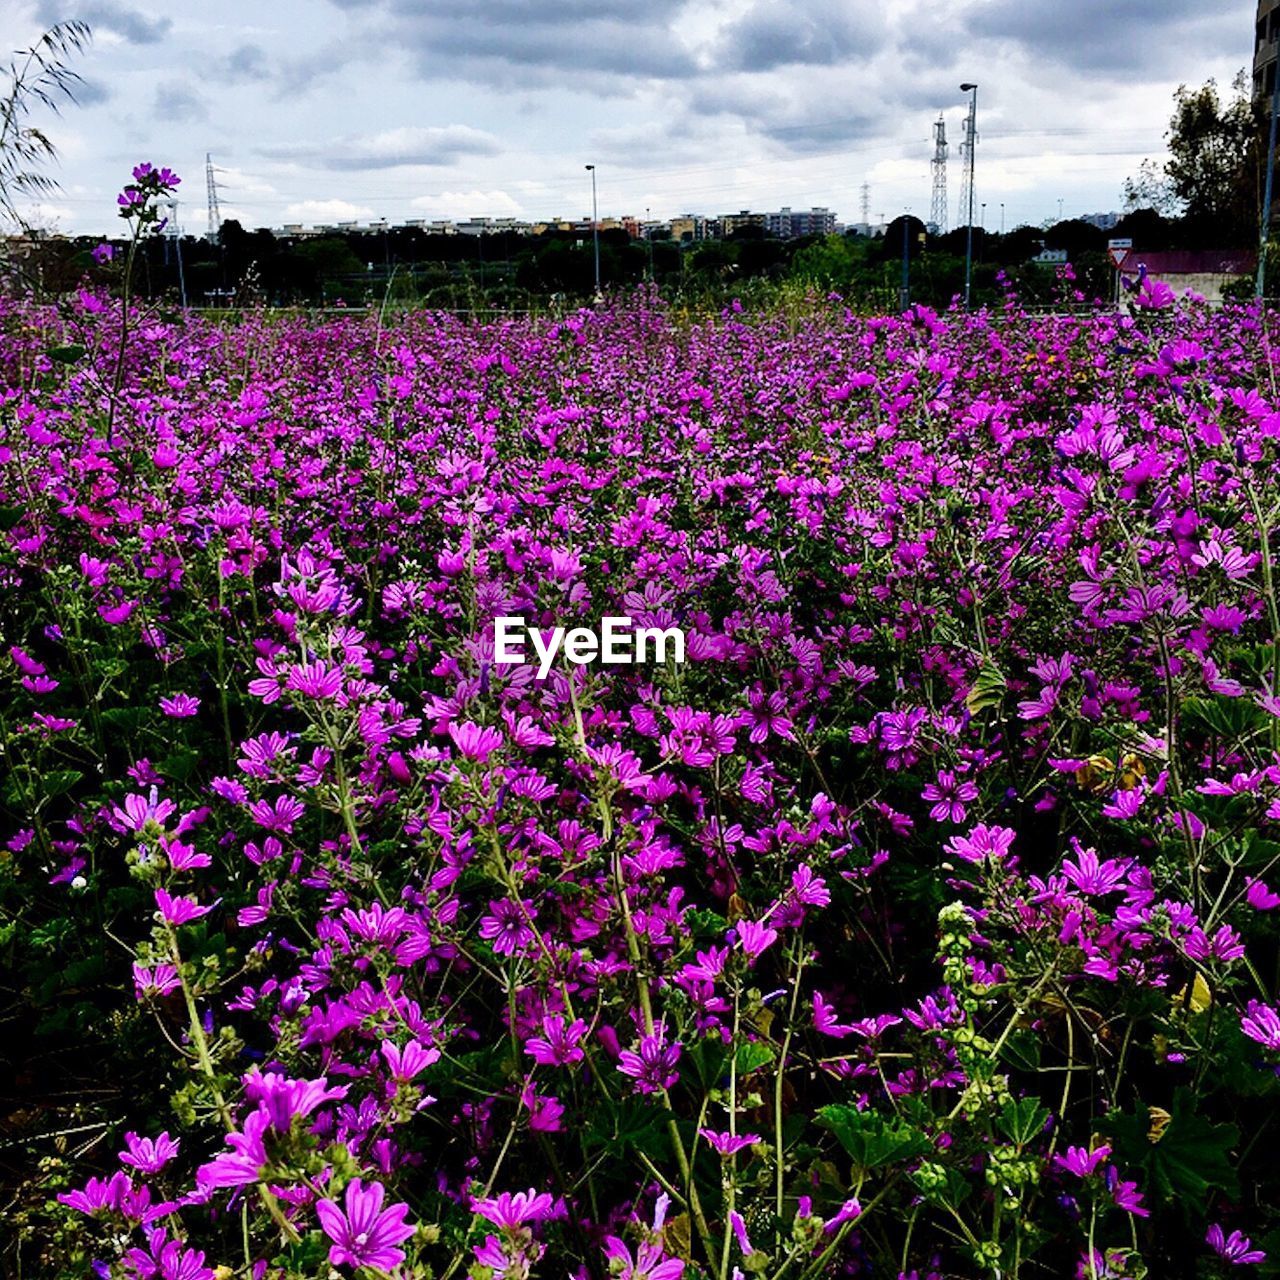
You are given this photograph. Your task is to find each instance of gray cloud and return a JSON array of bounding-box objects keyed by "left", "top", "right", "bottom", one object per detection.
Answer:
[
  {"left": 219, "top": 43, "right": 269, "bottom": 83},
  {"left": 966, "top": 0, "right": 1246, "bottom": 75},
  {"left": 152, "top": 80, "right": 206, "bottom": 122},
  {"left": 35, "top": 0, "right": 170, "bottom": 44},
  {"left": 258, "top": 124, "right": 501, "bottom": 169},
  {"left": 70, "top": 75, "right": 111, "bottom": 106},
  {"left": 315, "top": 0, "right": 694, "bottom": 87},
  {"left": 713, "top": 0, "right": 887, "bottom": 73}
]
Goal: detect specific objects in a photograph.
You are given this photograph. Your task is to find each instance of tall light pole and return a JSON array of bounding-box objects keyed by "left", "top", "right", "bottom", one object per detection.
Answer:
[
  {"left": 960, "top": 83, "right": 977, "bottom": 309},
  {"left": 1000, "top": 202, "right": 1005, "bottom": 236},
  {"left": 585, "top": 164, "right": 600, "bottom": 298}
]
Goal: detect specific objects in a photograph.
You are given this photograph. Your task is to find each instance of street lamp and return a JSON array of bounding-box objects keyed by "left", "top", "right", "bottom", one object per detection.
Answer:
[
  {"left": 585, "top": 164, "right": 600, "bottom": 298},
  {"left": 1000, "top": 202, "right": 1005, "bottom": 236},
  {"left": 960, "top": 82, "right": 977, "bottom": 309}
]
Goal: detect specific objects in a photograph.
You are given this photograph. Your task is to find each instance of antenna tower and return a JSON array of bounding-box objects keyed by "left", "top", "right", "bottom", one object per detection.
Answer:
[
  {"left": 930, "top": 114, "right": 948, "bottom": 233},
  {"left": 205, "top": 153, "right": 222, "bottom": 242},
  {"left": 957, "top": 112, "right": 976, "bottom": 229}
]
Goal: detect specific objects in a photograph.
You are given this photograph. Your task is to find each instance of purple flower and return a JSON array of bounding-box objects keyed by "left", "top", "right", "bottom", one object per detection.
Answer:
[
  {"left": 91, "top": 242, "right": 115, "bottom": 264},
  {"left": 944, "top": 823, "right": 1016, "bottom": 864},
  {"left": 734, "top": 919, "right": 778, "bottom": 962},
  {"left": 1053, "top": 1144, "right": 1110, "bottom": 1177},
  {"left": 154, "top": 888, "right": 214, "bottom": 926},
  {"left": 244, "top": 1069, "right": 347, "bottom": 1131},
  {"left": 699, "top": 1129, "right": 761, "bottom": 1156},
  {"left": 478, "top": 898, "right": 536, "bottom": 956},
  {"left": 1060, "top": 845, "right": 1128, "bottom": 896},
  {"left": 132, "top": 962, "right": 181, "bottom": 999},
  {"left": 316, "top": 1178, "right": 415, "bottom": 1271},
  {"left": 58, "top": 1171, "right": 131, "bottom": 1215},
  {"left": 1241, "top": 1001, "right": 1280, "bottom": 1051},
  {"left": 448, "top": 720, "right": 505, "bottom": 763},
  {"left": 380, "top": 1038, "right": 440, "bottom": 1081},
  {"left": 618, "top": 1031, "right": 682, "bottom": 1094},
  {"left": 159, "top": 693, "right": 200, "bottom": 717},
  {"left": 603, "top": 1236, "right": 685, "bottom": 1280},
  {"left": 921, "top": 769, "right": 978, "bottom": 824},
  {"left": 1207, "top": 1224, "right": 1266, "bottom": 1265},
  {"left": 119, "top": 1131, "right": 179, "bottom": 1175},
  {"left": 473, "top": 1188, "right": 556, "bottom": 1228},
  {"left": 113, "top": 789, "right": 177, "bottom": 833},
  {"left": 524, "top": 1015, "right": 587, "bottom": 1067}
]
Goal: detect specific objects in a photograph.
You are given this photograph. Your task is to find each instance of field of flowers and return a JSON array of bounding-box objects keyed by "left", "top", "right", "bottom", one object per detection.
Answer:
[{"left": 4, "top": 259, "right": 1280, "bottom": 1280}]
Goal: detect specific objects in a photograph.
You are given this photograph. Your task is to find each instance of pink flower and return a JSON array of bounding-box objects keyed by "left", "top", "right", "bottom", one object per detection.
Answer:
[
  {"left": 944, "top": 823, "right": 1015, "bottom": 864},
  {"left": 734, "top": 919, "right": 778, "bottom": 962},
  {"left": 159, "top": 693, "right": 200, "bottom": 717},
  {"left": 478, "top": 898, "right": 536, "bottom": 956},
  {"left": 154, "top": 888, "right": 214, "bottom": 926},
  {"left": 247, "top": 794, "right": 306, "bottom": 834},
  {"left": 316, "top": 1178, "right": 415, "bottom": 1271},
  {"left": 813, "top": 991, "right": 857, "bottom": 1038},
  {"left": 113, "top": 789, "right": 177, "bottom": 833},
  {"left": 473, "top": 1188, "right": 556, "bottom": 1228},
  {"left": 921, "top": 769, "right": 978, "bottom": 824},
  {"left": 1246, "top": 879, "right": 1280, "bottom": 911},
  {"left": 524, "top": 1015, "right": 587, "bottom": 1067},
  {"left": 1241, "top": 1001, "right": 1280, "bottom": 1051},
  {"left": 285, "top": 660, "right": 343, "bottom": 700},
  {"left": 448, "top": 720, "right": 505, "bottom": 762},
  {"left": 699, "top": 1129, "right": 760, "bottom": 1156},
  {"left": 618, "top": 1031, "right": 681, "bottom": 1094},
  {"left": 1053, "top": 1144, "right": 1110, "bottom": 1177},
  {"left": 603, "top": 1236, "right": 685, "bottom": 1280},
  {"left": 132, "top": 962, "right": 181, "bottom": 998},
  {"left": 380, "top": 1038, "right": 440, "bottom": 1081},
  {"left": 1207, "top": 1223, "right": 1266, "bottom": 1265},
  {"left": 120, "top": 1131, "right": 179, "bottom": 1175}
]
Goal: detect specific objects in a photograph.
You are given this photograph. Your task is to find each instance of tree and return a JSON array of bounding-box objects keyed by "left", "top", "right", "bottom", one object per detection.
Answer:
[
  {"left": 0, "top": 22, "right": 91, "bottom": 230},
  {"left": 1124, "top": 72, "right": 1262, "bottom": 247}
]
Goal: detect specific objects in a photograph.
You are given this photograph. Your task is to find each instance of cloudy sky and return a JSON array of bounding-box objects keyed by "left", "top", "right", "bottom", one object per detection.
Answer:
[{"left": 0, "top": 0, "right": 1257, "bottom": 236}]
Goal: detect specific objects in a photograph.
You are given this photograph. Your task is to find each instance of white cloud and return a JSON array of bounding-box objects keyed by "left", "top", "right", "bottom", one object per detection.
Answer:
[
  {"left": 282, "top": 198, "right": 376, "bottom": 222},
  {"left": 409, "top": 189, "right": 523, "bottom": 218}
]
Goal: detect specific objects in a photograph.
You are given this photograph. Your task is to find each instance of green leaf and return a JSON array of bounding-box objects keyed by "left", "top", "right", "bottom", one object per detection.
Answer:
[
  {"left": 156, "top": 751, "right": 200, "bottom": 782},
  {"left": 0, "top": 505, "right": 23, "bottom": 531},
  {"left": 817, "top": 1104, "right": 932, "bottom": 1171},
  {"left": 101, "top": 706, "right": 150, "bottom": 731},
  {"left": 45, "top": 344, "right": 86, "bottom": 364},
  {"left": 39, "top": 769, "right": 84, "bottom": 801},
  {"left": 734, "top": 1040, "right": 776, "bottom": 1074},
  {"left": 1182, "top": 696, "right": 1269, "bottom": 740},
  {"left": 965, "top": 660, "right": 1007, "bottom": 715},
  {"left": 584, "top": 1095, "right": 670, "bottom": 1162},
  {"left": 997, "top": 1028, "right": 1042, "bottom": 1073},
  {"left": 1099, "top": 1088, "right": 1238, "bottom": 1208},
  {"left": 998, "top": 1097, "right": 1049, "bottom": 1148}
]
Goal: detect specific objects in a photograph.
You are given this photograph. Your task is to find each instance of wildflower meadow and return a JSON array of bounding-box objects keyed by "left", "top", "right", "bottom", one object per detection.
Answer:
[{"left": 4, "top": 169, "right": 1280, "bottom": 1280}]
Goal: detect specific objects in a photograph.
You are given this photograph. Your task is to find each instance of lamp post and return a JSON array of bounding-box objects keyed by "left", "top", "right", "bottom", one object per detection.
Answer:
[
  {"left": 585, "top": 164, "right": 600, "bottom": 298},
  {"left": 900, "top": 209, "right": 910, "bottom": 310},
  {"left": 960, "top": 82, "right": 977, "bottom": 309},
  {"left": 1000, "top": 202, "right": 1005, "bottom": 236}
]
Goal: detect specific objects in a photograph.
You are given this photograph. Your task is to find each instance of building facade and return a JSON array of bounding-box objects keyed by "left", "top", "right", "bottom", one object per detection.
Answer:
[{"left": 1257, "top": 0, "right": 1280, "bottom": 101}]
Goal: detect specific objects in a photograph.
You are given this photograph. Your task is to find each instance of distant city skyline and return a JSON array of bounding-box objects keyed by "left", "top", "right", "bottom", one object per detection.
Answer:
[{"left": 0, "top": 0, "right": 1255, "bottom": 238}]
